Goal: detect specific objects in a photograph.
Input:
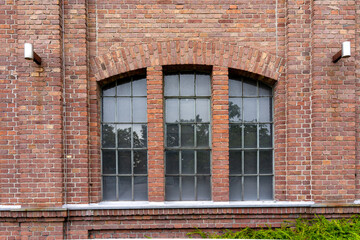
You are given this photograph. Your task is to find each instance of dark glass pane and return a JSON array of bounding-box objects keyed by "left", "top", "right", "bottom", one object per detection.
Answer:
[
  {"left": 103, "top": 176, "right": 116, "bottom": 200},
  {"left": 197, "top": 176, "right": 211, "bottom": 200},
  {"left": 134, "top": 150, "right": 147, "bottom": 174},
  {"left": 244, "top": 176, "right": 257, "bottom": 200},
  {"left": 180, "top": 99, "right": 195, "bottom": 122},
  {"left": 118, "top": 150, "right": 131, "bottom": 174},
  {"left": 133, "top": 124, "right": 147, "bottom": 148},
  {"left": 244, "top": 150, "right": 257, "bottom": 174},
  {"left": 196, "top": 74, "right": 211, "bottom": 96},
  {"left": 102, "top": 124, "right": 116, "bottom": 148},
  {"left": 181, "top": 150, "right": 194, "bottom": 174},
  {"left": 166, "top": 151, "right": 179, "bottom": 174},
  {"left": 259, "top": 150, "right": 272, "bottom": 174},
  {"left": 164, "top": 74, "right": 179, "bottom": 96},
  {"left": 133, "top": 97, "right": 147, "bottom": 122},
  {"left": 244, "top": 124, "right": 257, "bottom": 148},
  {"left": 132, "top": 77, "right": 147, "bottom": 96},
  {"left": 229, "top": 150, "right": 242, "bottom": 174},
  {"left": 102, "top": 150, "right": 116, "bottom": 174},
  {"left": 103, "top": 82, "right": 116, "bottom": 96},
  {"left": 229, "top": 78, "right": 242, "bottom": 97},
  {"left": 102, "top": 98, "right": 116, "bottom": 122},
  {"left": 259, "top": 82, "right": 272, "bottom": 96},
  {"left": 229, "top": 176, "right": 242, "bottom": 201},
  {"left": 243, "top": 79, "right": 257, "bottom": 96},
  {"left": 196, "top": 99, "right": 210, "bottom": 122},
  {"left": 117, "top": 97, "right": 131, "bottom": 122},
  {"left": 197, "top": 150, "right": 210, "bottom": 174},
  {"left": 181, "top": 176, "right": 195, "bottom": 200},
  {"left": 118, "top": 176, "right": 132, "bottom": 200},
  {"left": 165, "top": 177, "right": 180, "bottom": 200},
  {"left": 259, "top": 97, "right": 272, "bottom": 122},
  {"left": 117, "top": 79, "right": 131, "bottom": 96},
  {"left": 196, "top": 124, "right": 209, "bottom": 147},
  {"left": 259, "top": 124, "right": 272, "bottom": 148},
  {"left": 166, "top": 124, "right": 179, "bottom": 147},
  {"left": 134, "top": 176, "right": 148, "bottom": 200},
  {"left": 259, "top": 176, "right": 273, "bottom": 200},
  {"left": 166, "top": 99, "right": 179, "bottom": 123},
  {"left": 229, "top": 124, "right": 242, "bottom": 148},
  {"left": 117, "top": 124, "right": 132, "bottom": 148},
  {"left": 181, "top": 124, "right": 194, "bottom": 147},
  {"left": 229, "top": 98, "right": 242, "bottom": 122},
  {"left": 243, "top": 98, "right": 257, "bottom": 122},
  {"left": 180, "top": 73, "right": 194, "bottom": 96}
]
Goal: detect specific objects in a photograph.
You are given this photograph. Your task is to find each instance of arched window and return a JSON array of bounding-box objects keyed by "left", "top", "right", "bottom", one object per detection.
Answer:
[
  {"left": 228, "top": 75, "right": 273, "bottom": 201},
  {"left": 101, "top": 76, "right": 148, "bottom": 201}
]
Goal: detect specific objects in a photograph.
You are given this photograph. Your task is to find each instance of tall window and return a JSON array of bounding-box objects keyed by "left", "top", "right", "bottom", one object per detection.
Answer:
[
  {"left": 164, "top": 72, "right": 211, "bottom": 201},
  {"left": 228, "top": 75, "right": 273, "bottom": 201},
  {"left": 101, "top": 76, "right": 148, "bottom": 201}
]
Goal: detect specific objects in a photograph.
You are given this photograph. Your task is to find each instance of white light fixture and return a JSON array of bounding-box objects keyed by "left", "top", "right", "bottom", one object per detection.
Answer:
[
  {"left": 332, "top": 41, "right": 351, "bottom": 63},
  {"left": 24, "top": 43, "right": 41, "bottom": 65}
]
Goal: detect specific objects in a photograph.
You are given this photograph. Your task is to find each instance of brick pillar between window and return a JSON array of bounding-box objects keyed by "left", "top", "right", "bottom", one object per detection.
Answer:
[
  {"left": 212, "top": 66, "right": 229, "bottom": 201},
  {"left": 147, "top": 66, "right": 165, "bottom": 201}
]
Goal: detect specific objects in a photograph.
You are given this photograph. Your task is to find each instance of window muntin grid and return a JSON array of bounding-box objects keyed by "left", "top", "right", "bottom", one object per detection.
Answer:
[
  {"left": 101, "top": 76, "right": 148, "bottom": 201},
  {"left": 228, "top": 76, "right": 273, "bottom": 201},
  {"left": 164, "top": 72, "right": 212, "bottom": 201}
]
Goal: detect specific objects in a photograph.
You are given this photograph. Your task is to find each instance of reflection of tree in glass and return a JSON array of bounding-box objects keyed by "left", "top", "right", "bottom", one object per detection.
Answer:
[
  {"left": 133, "top": 150, "right": 147, "bottom": 174},
  {"left": 259, "top": 124, "right": 271, "bottom": 147},
  {"left": 117, "top": 126, "right": 131, "bottom": 147},
  {"left": 229, "top": 101, "right": 241, "bottom": 121},
  {"left": 196, "top": 116, "right": 209, "bottom": 147},
  {"left": 133, "top": 124, "right": 147, "bottom": 148},
  {"left": 102, "top": 124, "right": 115, "bottom": 147}
]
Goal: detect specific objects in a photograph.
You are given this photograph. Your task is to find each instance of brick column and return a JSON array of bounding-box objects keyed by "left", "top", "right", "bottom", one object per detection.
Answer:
[
  {"left": 356, "top": 0, "right": 360, "bottom": 200},
  {"left": 211, "top": 66, "right": 229, "bottom": 201},
  {"left": 147, "top": 66, "right": 165, "bottom": 201}
]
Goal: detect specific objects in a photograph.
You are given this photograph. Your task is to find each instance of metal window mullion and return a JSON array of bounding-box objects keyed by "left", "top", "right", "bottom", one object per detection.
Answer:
[{"left": 256, "top": 93, "right": 260, "bottom": 201}]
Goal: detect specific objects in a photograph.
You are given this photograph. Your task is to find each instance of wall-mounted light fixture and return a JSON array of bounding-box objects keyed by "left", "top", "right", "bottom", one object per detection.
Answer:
[
  {"left": 332, "top": 41, "right": 351, "bottom": 63},
  {"left": 24, "top": 43, "right": 42, "bottom": 65}
]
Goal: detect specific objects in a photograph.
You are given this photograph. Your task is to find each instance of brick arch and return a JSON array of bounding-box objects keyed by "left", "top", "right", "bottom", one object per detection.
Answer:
[{"left": 90, "top": 40, "right": 284, "bottom": 82}]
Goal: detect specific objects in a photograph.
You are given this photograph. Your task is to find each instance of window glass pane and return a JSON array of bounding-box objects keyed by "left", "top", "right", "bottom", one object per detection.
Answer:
[
  {"left": 117, "top": 79, "right": 131, "bottom": 96},
  {"left": 165, "top": 177, "right": 180, "bottom": 200},
  {"left": 197, "top": 176, "right": 211, "bottom": 200},
  {"left": 117, "top": 97, "right": 131, "bottom": 122},
  {"left": 133, "top": 124, "right": 147, "bottom": 148},
  {"left": 166, "top": 99, "right": 179, "bottom": 123},
  {"left": 259, "top": 150, "right": 272, "bottom": 174},
  {"left": 103, "top": 98, "right": 116, "bottom": 122},
  {"left": 244, "top": 150, "right": 257, "bottom": 174},
  {"left": 196, "top": 74, "right": 211, "bottom": 96},
  {"left": 164, "top": 74, "right": 179, "bottom": 96},
  {"left": 166, "top": 124, "right": 179, "bottom": 147},
  {"left": 180, "top": 73, "right": 194, "bottom": 96},
  {"left": 259, "top": 176, "right": 273, "bottom": 200},
  {"left": 134, "top": 176, "right": 148, "bottom": 200},
  {"left": 229, "top": 124, "right": 242, "bottom": 148},
  {"left": 118, "top": 150, "right": 131, "bottom": 174},
  {"left": 181, "top": 176, "right": 195, "bottom": 200},
  {"left": 243, "top": 176, "right": 257, "bottom": 200},
  {"left": 229, "top": 78, "right": 242, "bottom": 97},
  {"left": 132, "top": 77, "right": 147, "bottom": 96},
  {"left": 259, "top": 97, "right": 272, "bottom": 122},
  {"left": 229, "top": 176, "right": 242, "bottom": 201},
  {"left": 102, "top": 124, "right": 116, "bottom": 148},
  {"left": 196, "top": 99, "right": 210, "bottom": 122},
  {"left": 229, "top": 150, "right": 242, "bottom": 174},
  {"left": 243, "top": 79, "right": 257, "bottom": 96},
  {"left": 244, "top": 124, "right": 257, "bottom": 148},
  {"left": 117, "top": 124, "right": 132, "bottom": 148},
  {"left": 243, "top": 98, "right": 257, "bottom": 122},
  {"left": 259, "top": 82, "right": 272, "bottom": 96},
  {"left": 180, "top": 99, "right": 195, "bottom": 122},
  {"left": 133, "top": 97, "right": 147, "bottom": 122},
  {"left": 259, "top": 124, "right": 272, "bottom": 148},
  {"left": 197, "top": 150, "right": 210, "bottom": 174},
  {"left": 103, "top": 82, "right": 116, "bottom": 96},
  {"left": 181, "top": 124, "right": 194, "bottom": 147},
  {"left": 196, "top": 124, "right": 209, "bottom": 147},
  {"left": 229, "top": 98, "right": 242, "bottom": 122},
  {"left": 103, "top": 176, "right": 116, "bottom": 200},
  {"left": 166, "top": 151, "right": 179, "bottom": 174},
  {"left": 133, "top": 150, "right": 147, "bottom": 174},
  {"left": 102, "top": 150, "right": 116, "bottom": 174},
  {"left": 118, "top": 177, "right": 132, "bottom": 200},
  {"left": 181, "top": 150, "right": 194, "bottom": 174}
]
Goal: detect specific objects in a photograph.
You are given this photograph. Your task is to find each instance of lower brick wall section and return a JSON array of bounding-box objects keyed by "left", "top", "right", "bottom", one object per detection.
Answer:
[{"left": 1, "top": 206, "right": 360, "bottom": 239}]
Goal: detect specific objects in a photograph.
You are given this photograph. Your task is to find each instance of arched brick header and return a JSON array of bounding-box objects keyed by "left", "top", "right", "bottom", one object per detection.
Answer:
[{"left": 90, "top": 40, "right": 285, "bottom": 82}]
